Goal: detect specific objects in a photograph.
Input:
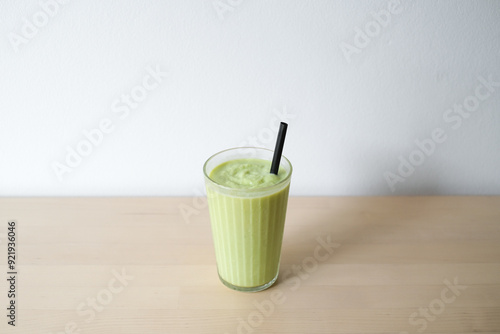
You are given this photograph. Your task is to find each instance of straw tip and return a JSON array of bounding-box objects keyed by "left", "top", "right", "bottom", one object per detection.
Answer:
[{"left": 270, "top": 122, "right": 288, "bottom": 175}]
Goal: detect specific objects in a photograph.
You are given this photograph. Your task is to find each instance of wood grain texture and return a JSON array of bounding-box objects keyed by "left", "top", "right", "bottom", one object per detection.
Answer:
[{"left": 0, "top": 197, "right": 499, "bottom": 333}]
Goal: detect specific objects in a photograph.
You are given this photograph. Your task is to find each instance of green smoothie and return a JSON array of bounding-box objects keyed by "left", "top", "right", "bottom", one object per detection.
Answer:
[{"left": 204, "top": 154, "right": 291, "bottom": 291}]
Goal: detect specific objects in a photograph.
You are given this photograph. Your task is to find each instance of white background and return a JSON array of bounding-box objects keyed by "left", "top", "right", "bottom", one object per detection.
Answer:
[{"left": 0, "top": 0, "right": 499, "bottom": 196}]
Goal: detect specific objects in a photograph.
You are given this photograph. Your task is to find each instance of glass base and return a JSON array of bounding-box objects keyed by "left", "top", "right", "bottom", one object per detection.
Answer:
[{"left": 218, "top": 272, "right": 279, "bottom": 292}]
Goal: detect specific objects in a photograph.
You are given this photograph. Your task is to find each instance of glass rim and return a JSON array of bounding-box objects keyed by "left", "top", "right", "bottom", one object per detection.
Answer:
[{"left": 203, "top": 147, "right": 293, "bottom": 194}]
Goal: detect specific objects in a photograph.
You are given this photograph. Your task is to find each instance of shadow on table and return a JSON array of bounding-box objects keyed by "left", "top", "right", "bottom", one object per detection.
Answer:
[{"left": 276, "top": 194, "right": 442, "bottom": 288}]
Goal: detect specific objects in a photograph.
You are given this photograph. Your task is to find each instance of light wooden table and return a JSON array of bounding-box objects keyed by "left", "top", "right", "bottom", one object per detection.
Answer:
[{"left": 1, "top": 197, "right": 499, "bottom": 333}]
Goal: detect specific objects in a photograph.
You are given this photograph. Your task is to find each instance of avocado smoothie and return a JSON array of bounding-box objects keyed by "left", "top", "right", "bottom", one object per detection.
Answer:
[{"left": 204, "top": 148, "right": 292, "bottom": 292}]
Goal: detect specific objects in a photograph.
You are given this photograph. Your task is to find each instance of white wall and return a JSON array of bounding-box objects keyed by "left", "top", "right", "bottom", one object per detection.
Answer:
[{"left": 1, "top": 0, "right": 499, "bottom": 196}]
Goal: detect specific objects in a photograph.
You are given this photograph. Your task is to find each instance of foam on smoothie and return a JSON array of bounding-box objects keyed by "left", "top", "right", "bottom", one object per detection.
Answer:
[{"left": 209, "top": 158, "right": 287, "bottom": 189}]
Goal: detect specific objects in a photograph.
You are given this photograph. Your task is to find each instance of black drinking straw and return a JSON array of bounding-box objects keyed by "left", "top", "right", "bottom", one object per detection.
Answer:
[{"left": 270, "top": 122, "right": 288, "bottom": 175}]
